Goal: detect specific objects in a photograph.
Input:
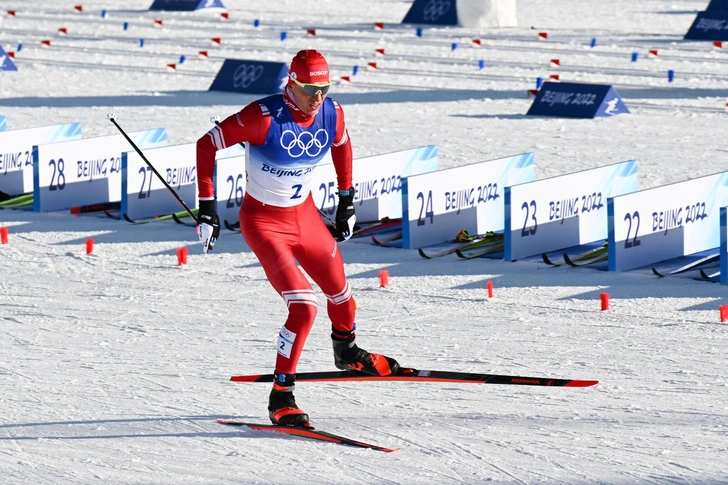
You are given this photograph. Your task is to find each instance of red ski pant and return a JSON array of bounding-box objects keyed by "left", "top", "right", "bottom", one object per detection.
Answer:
[{"left": 240, "top": 193, "right": 356, "bottom": 375}]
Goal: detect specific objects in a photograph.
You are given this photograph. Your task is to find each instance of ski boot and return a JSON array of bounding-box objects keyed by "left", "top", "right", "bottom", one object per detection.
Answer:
[
  {"left": 268, "top": 373, "right": 310, "bottom": 427},
  {"left": 332, "top": 332, "right": 400, "bottom": 377}
]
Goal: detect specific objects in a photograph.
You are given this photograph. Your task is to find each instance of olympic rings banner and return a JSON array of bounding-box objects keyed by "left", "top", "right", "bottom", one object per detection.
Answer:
[
  {"left": 402, "top": 0, "right": 458, "bottom": 26},
  {"left": 149, "top": 0, "right": 225, "bottom": 11},
  {"left": 209, "top": 59, "right": 288, "bottom": 95}
]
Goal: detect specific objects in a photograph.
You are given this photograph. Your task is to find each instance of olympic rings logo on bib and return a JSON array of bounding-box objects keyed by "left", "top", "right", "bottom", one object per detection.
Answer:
[
  {"left": 233, "top": 64, "right": 264, "bottom": 89},
  {"left": 423, "top": 0, "right": 452, "bottom": 21},
  {"left": 280, "top": 129, "right": 329, "bottom": 158}
]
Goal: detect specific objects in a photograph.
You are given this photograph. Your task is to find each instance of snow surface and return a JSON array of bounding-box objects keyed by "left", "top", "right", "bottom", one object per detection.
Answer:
[{"left": 1, "top": 0, "right": 728, "bottom": 483}]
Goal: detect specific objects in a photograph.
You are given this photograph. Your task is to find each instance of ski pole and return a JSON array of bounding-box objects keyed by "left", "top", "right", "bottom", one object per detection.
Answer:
[
  {"left": 209, "top": 116, "right": 337, "bottom": 229},
  {"left": 108, "top": 114, "right": 198, "bottom": 223}
]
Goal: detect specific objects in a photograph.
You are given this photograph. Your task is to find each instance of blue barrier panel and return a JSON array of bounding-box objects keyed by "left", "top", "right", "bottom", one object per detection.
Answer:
[
  {"left": 315, "top": 145, "right": 436, "bottom": 223},
  {"left": 684, "top": 11, "right": 728, "bottom": 41},
  {"left": 707, "top": 0, "right": 728, "bottom": 11},
  {"left": 209, "top": 59, "right": 288, "bottom": 95},
  {"left": 527, "top": 82, "right": 629, "bottom": 119},
  {"left": 149, "top": 0, "right": 225, "bottom": 11},
  {"left": 34, "top": 129, "right": 167, "bottom": 212},
  {"left": 0, "top": 46, "right": 18, "bottom": 72},
  {"left": 0, "top": 116, "right": 5, "bottom": 132},
  {"left": 0, "top": 122, "right": 82, "bottom": 196},
  {"left": 608, "top": 171, "right": 728, "bottom": 272},
  {"left": 402, "top": 152, "right": 535, "bottom": 249},
  {"left": 505, "top": 160, "right": 638, "bottom": 261},
  {"left": 214, "top": 149, "right": 246, "bottom": 226},
  {"left": 721, "top": 207, "right": 728, "bottom": 284},
  {"left": 122, "top": 143, "right": 197, "bottom": 220},
  {"left": 402, "top": 0, "right": 458, "bottom": 26}
]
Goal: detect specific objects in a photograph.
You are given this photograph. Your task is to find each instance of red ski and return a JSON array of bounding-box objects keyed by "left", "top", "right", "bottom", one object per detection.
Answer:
[
  {"left": 230, "top": 368, "right": 598, "bottom": 387},
  {"left": 217, "top": 420, "right": 399, "bottom": 453}
]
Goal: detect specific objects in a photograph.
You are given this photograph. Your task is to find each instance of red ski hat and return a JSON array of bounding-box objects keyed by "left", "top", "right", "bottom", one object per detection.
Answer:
[{"left": 288, "top": 50, "right": 330, "bottom": 84}]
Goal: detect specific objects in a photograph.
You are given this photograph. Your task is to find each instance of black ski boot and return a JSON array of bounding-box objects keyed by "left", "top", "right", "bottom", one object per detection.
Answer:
[
  {"left": 332, "top": 334, "right": 400, "bottom": 377},
  {"left": 268, "top": 373, "right": 310, "bottom": 427}
]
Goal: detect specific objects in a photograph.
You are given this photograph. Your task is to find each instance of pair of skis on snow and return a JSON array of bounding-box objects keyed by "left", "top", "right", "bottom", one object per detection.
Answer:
[
  {"left": 118, "top": 209, "right": 198, "bottom": 225},
  {"left": 541, "top": 242, "right": 609, "bottom": 267},
  {"left": 651, "top": 253, "right": 720, "bottom": 278},
  {"left": 544, "top": 243, "right": 721, "bottom": 276},
  {"left": 219, "top": 367, "right": 599, "bottom": 452},
  {"left": 417, "top": 232, "right": 504, "bottom": 259},
  {"left": 0, "top": 193, "right": 33, "bottom": 209}
]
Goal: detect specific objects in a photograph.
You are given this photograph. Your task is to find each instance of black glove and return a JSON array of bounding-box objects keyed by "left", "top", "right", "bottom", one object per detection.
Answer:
[
  {"left": 336, "top": 187, "right": 356, "bottom": 242},
  {"left": 197, "top": 200, "right": 220, "bottom": 254}
]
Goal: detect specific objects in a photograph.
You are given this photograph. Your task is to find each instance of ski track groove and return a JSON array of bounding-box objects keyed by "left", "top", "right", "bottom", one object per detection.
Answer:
[
  {"left": 438, "top": 419, "right": 553, "bottom": 484},
  {"left": 339, "top": 420, "right": 467, "bottom": 484},
  {"left": 7, "top": 429, "right": 84, "bottom": 485},
  {"left": 351, "top": 420, "right": 473, "bottom": 483}
]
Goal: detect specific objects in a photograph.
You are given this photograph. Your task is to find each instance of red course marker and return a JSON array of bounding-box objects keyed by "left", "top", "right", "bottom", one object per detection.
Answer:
[{"left": 600, "top": 293, "right": 610, "bottom": 311}]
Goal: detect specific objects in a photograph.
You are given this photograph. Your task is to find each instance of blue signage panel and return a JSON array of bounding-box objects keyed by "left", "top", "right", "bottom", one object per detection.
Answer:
[
  {"left": 0, "top": 116, "right": 6, "bottom": 132},
  {"left": 33, "top": 129, "right": 167, "bottom": 212},
  {"left": 0, "top": 122, "right": 83, "bottom": 196},
  {"left": 209, "top": 59, "right": 288, "bottom": 95},
  {"left": 149, "top": 0, "right": 224, "bottom": 11},
  {"left": 402, "top": 0, "right": 458, "bottom": 26},
  {"left": 608, "top": 171, "right": 728, "bottom": 272},
  {"left": 505, "top": 160, "right": 638, "bottom": 261},
  {"left": 0, "top": 46, "right": 18, "bottom": 72},
  {"left": 402, "top": 152, "right": 534, "bottom": 249},
  {"left": 527, "top": 82, "right": 629, "bottom": 119},
  {"left": 707, "top": 0, "right": 728, "bottom": 11},
  {"left": 315, "top": 145, "right": 437, "bottom": 224},
  {"left": 214, "top": 152, "right": 246, "bottom": 227},
  {"left": 721, "top": 207, "right": 728, "bottom": 284},
  {"left": 122, "top": 143, "right": 197, "bottom": 221},
  {"left": 684, "top": 11, "right": 728, "bottom": 41}
]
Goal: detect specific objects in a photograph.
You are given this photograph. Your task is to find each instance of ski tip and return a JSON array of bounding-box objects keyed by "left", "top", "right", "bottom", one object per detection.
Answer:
[
  {"left": 224, "top": 219, "right": 240, "bottom": 231},
  {"left": 565, "top": 379, "right": 599, "bottom": 387},
  {"left": 230, "top": 375, "right": 264, "bottom": 382},
  {"left": 651, "top": 267, "right": 664, "bottom": 278},
  {"left": 699, "top": 269, "right": 719, "bottom": 279},
  {"left": 417, "top": 248, "right": 430, "bottom": 259}
]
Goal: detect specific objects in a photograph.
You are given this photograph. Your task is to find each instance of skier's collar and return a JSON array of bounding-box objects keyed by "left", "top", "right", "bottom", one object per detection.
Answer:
[{"left": 283, "top": 87, "right": 315, "bottom": 122}]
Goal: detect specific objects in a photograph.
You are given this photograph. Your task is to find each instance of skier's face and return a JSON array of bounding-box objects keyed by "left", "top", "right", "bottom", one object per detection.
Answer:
[{"left": 290, "top": 81, "right": 328, "bottom": 116}]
